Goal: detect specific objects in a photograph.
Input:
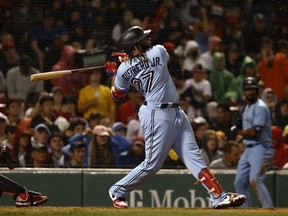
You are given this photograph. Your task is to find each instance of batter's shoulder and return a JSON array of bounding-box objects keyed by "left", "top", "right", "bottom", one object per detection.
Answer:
[
  {"left": 153, "top": 44, "right": 166, "bottom": 52},
  {"left": 118, "top": 60, "right": 131, "bottom": 71},
  {"left": 151, "top": 44, "right": 169, "bottom": 60}
]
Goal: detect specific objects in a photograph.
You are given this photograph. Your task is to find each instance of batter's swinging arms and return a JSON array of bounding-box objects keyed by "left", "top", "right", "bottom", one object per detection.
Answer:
[{"left": 107, "top": 26, "right": 246, "bottom": 209}]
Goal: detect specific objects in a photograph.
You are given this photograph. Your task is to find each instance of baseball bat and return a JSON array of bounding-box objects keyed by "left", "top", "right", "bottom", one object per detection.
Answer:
[{"left": 30, "top": 65, "right": 106, "bottom": 82}]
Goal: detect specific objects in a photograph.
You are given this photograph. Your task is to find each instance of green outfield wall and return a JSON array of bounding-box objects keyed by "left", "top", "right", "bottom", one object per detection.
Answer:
[{"left": 0, "top": 168, "right": 287, "bottom": 207}]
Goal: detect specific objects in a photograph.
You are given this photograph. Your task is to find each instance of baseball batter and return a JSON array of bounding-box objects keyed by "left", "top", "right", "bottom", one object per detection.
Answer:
[
  {"left": 107, "top": 26, "right": 246, "bottom": 209},
  {"left": 233, "top": 77, "right": 274, "bottom": 208}
]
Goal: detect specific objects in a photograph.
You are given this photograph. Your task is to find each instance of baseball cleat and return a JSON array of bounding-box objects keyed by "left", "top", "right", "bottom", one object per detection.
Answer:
[
  {"left": 15, "top": 190, "right": 48, "bottom": 207},
  {"left": 227, "top": 192, "right": 246, "bottom": 208},
  {"left": 109, "top": 192, "right": 128, "bottom": 209},
  {"left": 213, "top": 192, "right": 246, "bottom": 209}
]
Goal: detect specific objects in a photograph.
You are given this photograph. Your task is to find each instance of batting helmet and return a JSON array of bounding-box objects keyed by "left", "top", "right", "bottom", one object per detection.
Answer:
[
  {"left": 242, "top": 77, "right": 258, "bottom": 90},
  {"left": 119, "top": 26, "right": 151, "bottom": 54}
]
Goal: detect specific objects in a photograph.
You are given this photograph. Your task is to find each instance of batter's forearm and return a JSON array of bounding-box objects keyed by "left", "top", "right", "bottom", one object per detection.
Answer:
[
  {"left": 111, "top": 76, "right": 116, "bottom": 90},
  {"left": 110, "top": 76, "right": 128, "bottom": 101}
]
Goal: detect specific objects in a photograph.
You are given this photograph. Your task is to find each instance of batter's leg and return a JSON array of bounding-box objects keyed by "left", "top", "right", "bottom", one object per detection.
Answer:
[
  {"left": 172, "top": 111, "right": 207, "bottom": 177},
  {"left": 109, "top": 107, "right": 179, "bottom": 198},
  {"left": 173, "top": 111, "right": 245, "bottom": 208},
  {"left": 173, "top": 119, "right": 225, "bottom": 207}
]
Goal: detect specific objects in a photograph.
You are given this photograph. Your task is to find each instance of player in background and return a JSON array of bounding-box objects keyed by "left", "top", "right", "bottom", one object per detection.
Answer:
[
  {"left": 232, "top": 77, "right": 274, "bottom": 208},
  {"left": 0, "top": 144, "right": 48, "bottom": 207},
  {"left": 106, "top": 26, "right": 246, "bottom": 209}
]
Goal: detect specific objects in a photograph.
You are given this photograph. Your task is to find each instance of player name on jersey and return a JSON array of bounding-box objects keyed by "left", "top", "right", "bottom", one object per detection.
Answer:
[{"left": 122, "top": 57, "right": 162, "bottom": 81}]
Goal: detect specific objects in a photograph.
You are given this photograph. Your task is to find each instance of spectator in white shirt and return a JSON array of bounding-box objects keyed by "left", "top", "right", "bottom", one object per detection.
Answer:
[
  {"left": 180, "top": 63, "right": 212, "bottom": 119},
  {"left": 6, "top": 55, "right": 43, "bottom": 100}
]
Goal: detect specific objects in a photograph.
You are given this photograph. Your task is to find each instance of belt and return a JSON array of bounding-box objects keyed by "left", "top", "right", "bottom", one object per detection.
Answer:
[
  {"left": 143, "top": 101, "right": 180, "bottom": 108},
  {"left": 246, "top": 143, "right": 260, "bottom": 148}
]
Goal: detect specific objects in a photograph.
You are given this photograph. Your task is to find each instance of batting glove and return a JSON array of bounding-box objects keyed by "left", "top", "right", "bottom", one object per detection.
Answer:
[
  {"left": 105, "top": 61, "right": 117, "bottom": 77},
  {"left": 111, "top": 51, "right": 128, "bottom": 62}
]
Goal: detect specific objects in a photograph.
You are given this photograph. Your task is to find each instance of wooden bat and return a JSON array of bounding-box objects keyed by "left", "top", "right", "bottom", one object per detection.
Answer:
[{"left": 30, "top": 65, "right": 106, "bottom": 82}]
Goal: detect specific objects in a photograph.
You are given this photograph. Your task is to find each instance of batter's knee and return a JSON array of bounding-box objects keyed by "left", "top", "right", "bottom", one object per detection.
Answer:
[{"left": 142, "top": 161, "right": 161, "bottom": 175}]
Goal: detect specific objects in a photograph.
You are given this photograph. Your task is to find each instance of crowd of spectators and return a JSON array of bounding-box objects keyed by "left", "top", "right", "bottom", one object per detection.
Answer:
[{"left": 0, "top": 0, "right": 288, "bottom": 170}]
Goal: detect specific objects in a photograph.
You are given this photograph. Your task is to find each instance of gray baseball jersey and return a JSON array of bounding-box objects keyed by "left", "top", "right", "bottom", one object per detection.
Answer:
[{"left": 115, "top": 45, "right": 179, "bottom": 103}]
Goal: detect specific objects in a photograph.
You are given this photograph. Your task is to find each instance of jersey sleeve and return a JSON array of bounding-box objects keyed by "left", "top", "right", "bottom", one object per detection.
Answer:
[
  {"left": 156, "top": 44, "right": 169, "bottom": 63},
  {"left": 114, "top": 63, "right": 130, "bottom": 92},
  {"left": 253, "top": 105, "right": 269, "bottom": 127}
]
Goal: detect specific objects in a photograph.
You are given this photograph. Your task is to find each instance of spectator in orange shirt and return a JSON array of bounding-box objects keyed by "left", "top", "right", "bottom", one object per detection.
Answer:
[{"left": 258, "top": 38, "right": 288, "bottom": 99}]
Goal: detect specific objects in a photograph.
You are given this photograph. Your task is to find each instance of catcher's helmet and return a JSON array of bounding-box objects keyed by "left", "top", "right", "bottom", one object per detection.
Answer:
[
  {"left": 242, "top": 77, "right": 258, "bottom": 89},
  {"left": 119, "top": 26, "right": 151, "bottom": 54}
]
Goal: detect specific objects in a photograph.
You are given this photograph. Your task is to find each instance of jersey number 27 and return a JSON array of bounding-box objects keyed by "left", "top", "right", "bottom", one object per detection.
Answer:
[{"left": 131, "top": 70, "right": 154, "bottom": 94}]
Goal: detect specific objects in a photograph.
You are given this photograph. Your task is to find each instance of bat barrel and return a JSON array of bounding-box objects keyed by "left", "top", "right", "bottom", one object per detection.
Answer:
[
  {"left": 30, "top": 70, "right": 72, "bottom": 82},
  {"left": 30, "top": 65, "right": 106, "bottom": 82}
]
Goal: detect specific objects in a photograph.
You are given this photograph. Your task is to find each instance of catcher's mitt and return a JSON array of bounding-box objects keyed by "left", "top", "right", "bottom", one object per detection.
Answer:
[{"left": 0, "top": 145, "right": 16, "bottom": 170}]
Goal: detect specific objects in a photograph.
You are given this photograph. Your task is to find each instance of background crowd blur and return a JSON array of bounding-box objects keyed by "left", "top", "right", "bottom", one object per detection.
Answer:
[{"left": 0, "top": 0, "right": 287, "bottom": 170}]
